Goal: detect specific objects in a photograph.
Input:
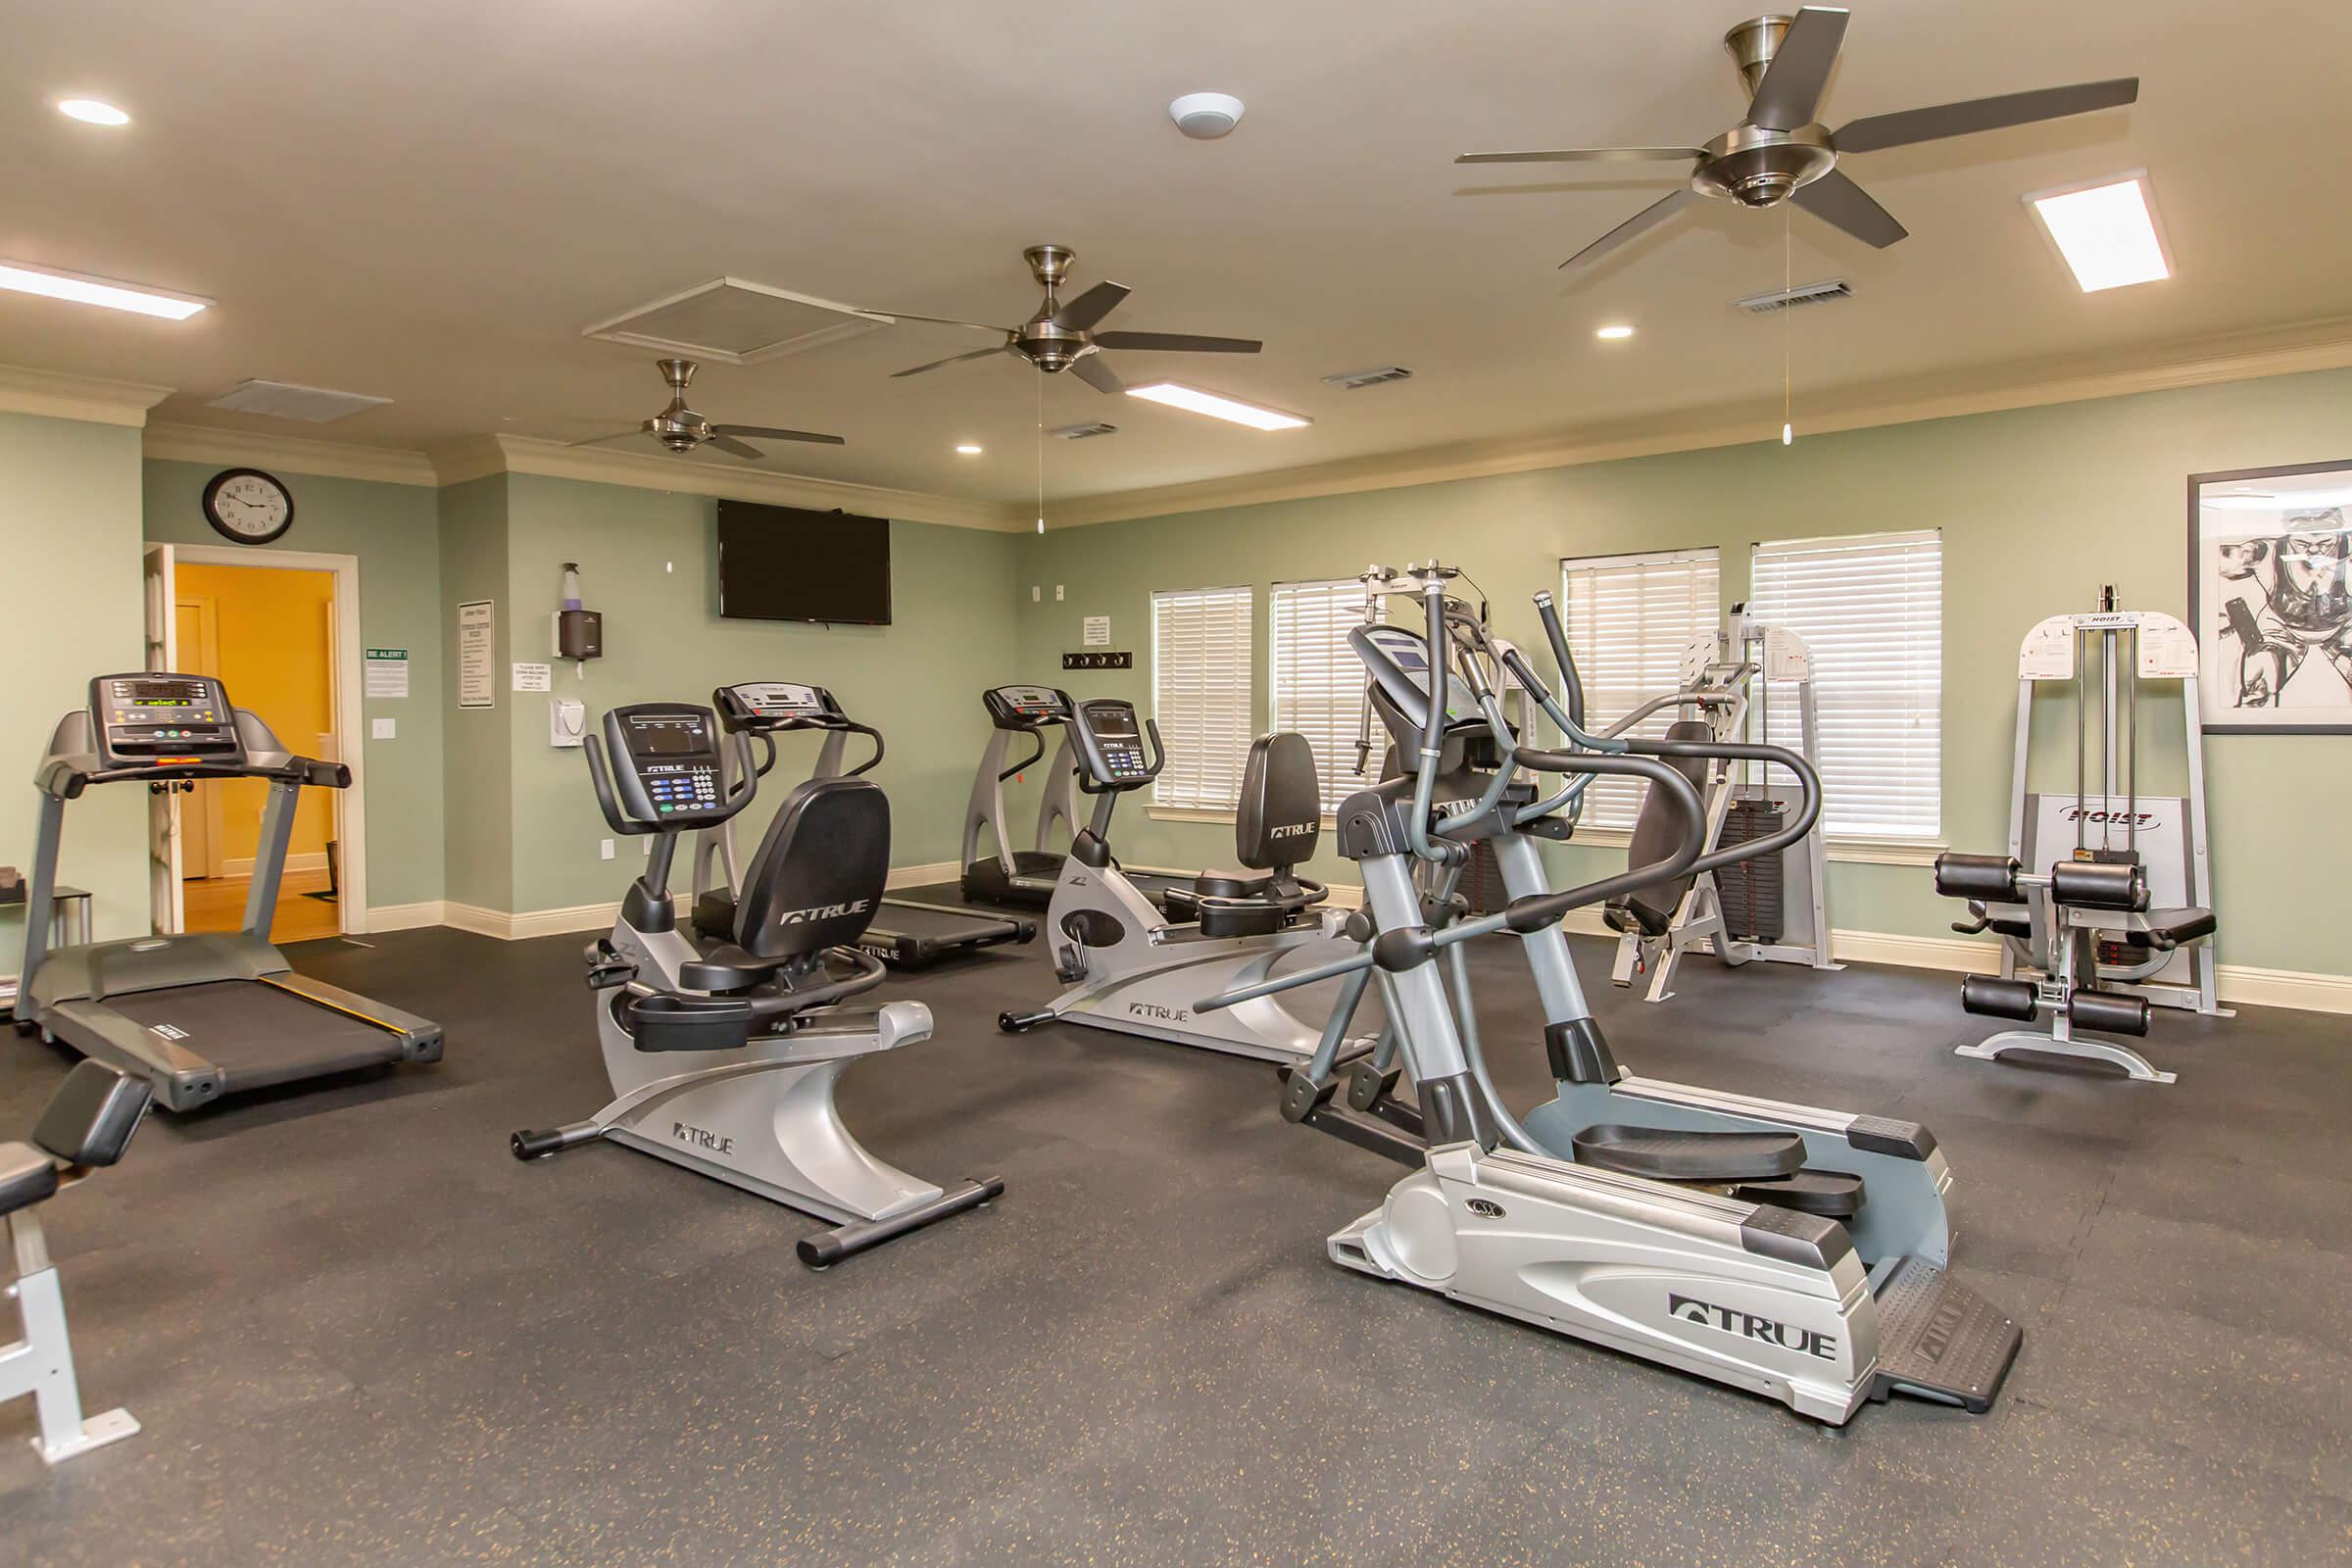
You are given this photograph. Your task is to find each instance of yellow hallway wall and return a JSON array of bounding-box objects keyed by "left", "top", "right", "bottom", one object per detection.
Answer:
[{"left": 176, "top": 563, "right": 337, "bottom": 868}]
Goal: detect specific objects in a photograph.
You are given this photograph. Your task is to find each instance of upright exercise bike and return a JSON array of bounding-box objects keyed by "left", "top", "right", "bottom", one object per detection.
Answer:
[
  {"left": 1205, "top": 564, "right": 2019, "bottom": 1424},
  {"left": 511, "top": 701, "right": 1002, "bottom": 1266},
  {"left": 1000, "top": 700, "right": 1374, "bottom": 1066}
]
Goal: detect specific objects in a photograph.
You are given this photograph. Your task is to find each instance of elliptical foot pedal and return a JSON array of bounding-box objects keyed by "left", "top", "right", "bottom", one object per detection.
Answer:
[
  {"left": 1729, "top": 1167, "right": 1864, "bottom": 1218},
  {"left": 1870, "top": 1256, "right": 2021, "bottom": 1414},
  {"left": 1571, "top": 1123, "right": 1804, "bottom": 1182}
]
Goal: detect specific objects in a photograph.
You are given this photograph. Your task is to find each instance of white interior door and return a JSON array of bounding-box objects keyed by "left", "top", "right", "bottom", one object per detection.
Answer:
[{"left": 142, "top": 542, "right": 184, "bottom": 934}]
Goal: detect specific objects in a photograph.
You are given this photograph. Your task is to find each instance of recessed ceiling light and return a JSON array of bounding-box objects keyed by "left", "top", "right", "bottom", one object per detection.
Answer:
[
  {"left": 0, "top": 259, "right": 209, "bottom": 319},
  {"left": 58, "top": 98, "right": 130, "bottom": 126},
  {"left": 955, "top": 443, "right": 983, "bottom": 456},
  {"left": 1595, "top": 324, "right": 1635, "bottom": 340},
  {"left": 2026, "top": 172, "right": 2171, "bottom": 293},
  {"left": 1125, "top": 382, "right": 1309, "bottom": 431}
]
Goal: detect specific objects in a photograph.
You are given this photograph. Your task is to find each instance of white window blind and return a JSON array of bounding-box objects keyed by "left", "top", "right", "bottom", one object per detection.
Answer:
[
  {"left": 1747, "top": 530, "right": 1942, "bottom": 842},
  {"left": 1557, "top": 548, "right": 1722, "bottom": 830},
  {"left": 1271, "top": 578, "right": 1388, "bottom": 813},
  {"left": 1152, "top": 585, "right": 1254, "bottom": 810}
]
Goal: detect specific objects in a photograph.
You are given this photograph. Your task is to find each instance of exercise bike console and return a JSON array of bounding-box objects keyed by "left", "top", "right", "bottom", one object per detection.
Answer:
[
  {"left": 588, "top": 704, "right": 742, "bottom": 833},
  {"left": 1067, "top": 699, "right": 1162, "bottom": 792}
]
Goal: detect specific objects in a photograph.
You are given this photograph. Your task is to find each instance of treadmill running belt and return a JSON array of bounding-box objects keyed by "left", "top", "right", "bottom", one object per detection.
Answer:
[{"left": 106, "top": 981, "right": 413, "bottom": 1094}]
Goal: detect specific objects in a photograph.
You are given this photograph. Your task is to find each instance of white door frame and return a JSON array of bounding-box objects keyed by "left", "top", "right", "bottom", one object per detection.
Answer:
[{"left": 168, "top": 545, "right": 371, "bottom": 934}]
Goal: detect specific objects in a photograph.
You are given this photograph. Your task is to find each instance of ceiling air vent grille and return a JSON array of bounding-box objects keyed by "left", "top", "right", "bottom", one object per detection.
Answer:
[
  {"left": 582, "top": 277, "right": 884, "bottom": 365},
  {"left": 1734, "top": 279, "right": 1853, "bottom": 315},
  {"left": 207, "top": 379, "right": 392, "bottom": 422},
  {"left": 1051, "top": 421, "right": 1119, "bottom": 440},
  {"left": 1322, "top": 365, "right": 1414, "bottom": 389}
]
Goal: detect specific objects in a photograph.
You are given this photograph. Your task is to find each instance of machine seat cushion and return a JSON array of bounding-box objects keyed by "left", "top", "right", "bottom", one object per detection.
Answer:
[
  {"left": 30, "top": 1060, "right": 152, "bottom": 1168},
  {"left": 0, "top": 1142, "right": 59, "bottom": 1217},
  {"left": 1234, "top": 734, "right": 1322, "bottom": 871},
  {"left": 2124, "top": 906, "right": 2217, "bottom": 949},
  {"left": 1198, "top": 901, "right": 1291, "bottom": 940},
  {"left": 1195, "top": 868, "right": 1275, "bottom": 901},
  {"left": 1571, "top": 1123, "right": 1805, "bottom": 1183}
]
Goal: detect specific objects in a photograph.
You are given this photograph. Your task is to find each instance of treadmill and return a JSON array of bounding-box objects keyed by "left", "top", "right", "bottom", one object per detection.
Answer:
[
  {"left": 16, "top": 672, "right": 444, "bottom": 1112},
  {"left": 958, "top": 684, "right": 1187, "bottom": 910},
  {"left": 695, "top": 682, "right": 1034, "bottom": 968}
]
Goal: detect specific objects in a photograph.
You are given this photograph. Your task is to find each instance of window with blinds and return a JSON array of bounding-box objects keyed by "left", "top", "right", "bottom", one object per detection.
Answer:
[
  {"left": 1271, "top": 577, "right": 1387, "bottom": 813},
  {"left": 1747, "top": 530, "right": 1942, "bottom": 842},
  {"left": 1151, "top": 585, "right": 1254, "bottom": 810},
  {"left": 1557, "top": 548, "right": 1722, "bottom": 830}
]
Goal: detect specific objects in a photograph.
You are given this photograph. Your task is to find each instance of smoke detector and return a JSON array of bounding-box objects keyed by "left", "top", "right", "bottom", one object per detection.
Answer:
[{"left": 1169, "top": 92, "right": 1245, "bottom": 140}]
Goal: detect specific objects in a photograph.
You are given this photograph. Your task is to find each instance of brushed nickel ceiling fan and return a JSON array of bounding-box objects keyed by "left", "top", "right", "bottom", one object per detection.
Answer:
[
  {"left": 568, "top": 358, "right": 845, "bottom": 460},
  {"left": 871, "top": 245, "right": 1261, "bottom": 394},
  {"left": 1458, "top": 6, "right": 2139, "bottom": 270}
]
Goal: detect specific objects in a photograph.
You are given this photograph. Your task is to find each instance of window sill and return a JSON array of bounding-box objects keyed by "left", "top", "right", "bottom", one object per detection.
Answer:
[
  {"left": 1148, "top": 806, "right": 1347, "bottom": 829},
  {"left": 1557, "top": 826, "right": 1947, "bottom": 867}
]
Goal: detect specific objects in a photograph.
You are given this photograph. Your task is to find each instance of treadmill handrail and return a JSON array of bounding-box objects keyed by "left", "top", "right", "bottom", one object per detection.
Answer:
[{"left": 37, "top": 754, "right": 346, "bottom": 800}]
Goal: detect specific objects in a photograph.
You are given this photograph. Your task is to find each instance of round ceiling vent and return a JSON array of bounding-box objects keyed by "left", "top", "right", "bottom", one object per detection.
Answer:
[{"left": 1169, "top": 92, "right": 1245, "bottom": 140}]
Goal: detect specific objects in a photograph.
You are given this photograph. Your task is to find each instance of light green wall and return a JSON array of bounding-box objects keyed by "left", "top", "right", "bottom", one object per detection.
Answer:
[
  {"left": 437, "top": 475, "right": 514, "bottom": 913},
  {"left": 144, "top": 460, "right": 448, "bottom": 909},
  {"left": 481, "top": 473, "right": 1020, "bottom": 913},
  {"left": 1, "top": 413, "right": 151, "bottom": 952},
  {"left": 1013, "top": 366, "right": 2352, "bottom": 976}
]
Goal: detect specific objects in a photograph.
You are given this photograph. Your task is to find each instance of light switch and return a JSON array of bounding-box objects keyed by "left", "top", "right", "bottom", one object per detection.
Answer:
[
  {"left": 371, "top": 717, "right": 396, "bottom": 740},
  {"left": 601, "top": 839, "right": 614, "bottom": 860}
]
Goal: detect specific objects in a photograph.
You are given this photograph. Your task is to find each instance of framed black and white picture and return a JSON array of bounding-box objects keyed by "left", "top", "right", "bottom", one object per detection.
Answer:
[{"left": 2188, "top": 458, "right": 2352, "bottom": 735}]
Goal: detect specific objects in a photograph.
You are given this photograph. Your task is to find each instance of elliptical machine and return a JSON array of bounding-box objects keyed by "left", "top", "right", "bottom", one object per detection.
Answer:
[
  {"left": 999, "top": 700, "right": 1374, "bottom": 1066},
  {"left": 959, "top": 685, "right": 1087, "bottom": 907},
  {"left": 1203, "top": 564, "right": 2019, "bottom": 1424},
  {"left": 511, "top": 701, "right": 1002, "bottom": 1267}
]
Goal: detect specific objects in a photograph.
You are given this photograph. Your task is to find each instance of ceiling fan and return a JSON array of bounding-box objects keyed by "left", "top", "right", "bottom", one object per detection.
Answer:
[
  {"left": 1457, "top": 6, "right": 2139, "bottom": 270},
  {"left": 568, "top": 358, "right": 845, "bottom": 460},
  {"left": 871, "top": 245, "right": 1261, "bottom": 395}
]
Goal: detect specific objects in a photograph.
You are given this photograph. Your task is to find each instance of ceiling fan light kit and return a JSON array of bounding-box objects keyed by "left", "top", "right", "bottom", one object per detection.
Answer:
[
  {"left": 567, "top": 357, "right": 846, "bottom": 462},
  {"left": 1455, "top": 6, "right": 2139, "bottom": 270}
]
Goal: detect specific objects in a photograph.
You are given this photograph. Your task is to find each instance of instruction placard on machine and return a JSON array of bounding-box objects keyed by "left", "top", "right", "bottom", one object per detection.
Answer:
[
  {"left": 458, "top": 602, "right": 495, "bottom": 708},
  {"left": 364, "top": 648, "right": 410, "bottom": 699}
]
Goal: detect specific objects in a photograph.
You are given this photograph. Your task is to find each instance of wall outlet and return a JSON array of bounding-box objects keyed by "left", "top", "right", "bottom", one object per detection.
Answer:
[
  {"left": 1055, "top": 584, "right": 1065, "bottom": 601},
  {"left": 1031, "top": 585, "right": 1041, "bottom": 603},
  {"left": 601, "top": 839, "right": 614, "bottom": 860}
]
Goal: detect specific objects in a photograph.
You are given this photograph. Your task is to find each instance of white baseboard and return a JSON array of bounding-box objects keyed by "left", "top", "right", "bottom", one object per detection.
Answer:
[
  {"left": 220, "top": 852, "right": 331, "bottom": 878},
  {"left": 886, "top": 860, "right": 960, "bottom": 890},
  {"left": 2215, "top": 962, "right": 2352, "bottom": 1015},
  {"left": 364, "top": 901, "right": 446, "bottom": 933},
  {"left": 440, "top": 900, "right": 620, "bottom": 941},
  {"left": 1829, "top": 928, "right": 2001, "bottom": 973}
]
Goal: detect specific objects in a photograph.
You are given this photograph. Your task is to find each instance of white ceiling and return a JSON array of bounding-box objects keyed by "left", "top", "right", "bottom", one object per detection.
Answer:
[{"left": 5, "top": 0, "right": 2349, "bottom": 512}]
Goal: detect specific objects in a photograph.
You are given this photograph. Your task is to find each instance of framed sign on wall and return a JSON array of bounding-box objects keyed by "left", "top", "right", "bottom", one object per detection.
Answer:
[{"left": 2188, "top": 458, "right": 2352, "bottom": 735}]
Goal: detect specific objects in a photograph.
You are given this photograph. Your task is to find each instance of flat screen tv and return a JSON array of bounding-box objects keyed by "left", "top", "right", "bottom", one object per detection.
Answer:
[{"left": 715, "top": 502, "right": 892, "bottom": 625}]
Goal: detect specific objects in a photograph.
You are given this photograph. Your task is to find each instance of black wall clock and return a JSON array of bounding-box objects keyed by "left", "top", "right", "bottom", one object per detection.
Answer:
[{"left": 202, "top": 467, "right": 295, "bottom": 545}]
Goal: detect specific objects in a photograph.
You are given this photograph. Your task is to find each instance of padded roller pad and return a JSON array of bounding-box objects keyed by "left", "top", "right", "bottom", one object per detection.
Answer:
[
  {"left": 0, "top": 1141, "right": 60, "bottom": 1217},
  {"left": 2121, "top": 906, "right": 2216, "bottom": 950},
  {"left": 2050, "top": 859, "right": 2147, "bottom": 912},
  {"left": 1935, "top": 853, "right": 2020, "bottom": 901},
  {"left": 1730, "top": 1167, "right": 1864, "bottom": 1218},
  {"left": 1571, "top": 1123, "right": 1805, "bottom": 1182}
]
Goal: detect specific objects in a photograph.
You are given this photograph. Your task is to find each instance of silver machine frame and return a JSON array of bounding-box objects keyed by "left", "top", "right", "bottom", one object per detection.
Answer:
[
  {"left": 1961, "top": 595, "right": 2228, "bottom": 1083},
  {"left": 1606, "top": 610, "right": 1840, "bottom": 1002},
  {"left": 4, "top": 1192, "right": 137, "bottom": 1463},
  {"left": 1200, "top": 564, "right": 2018, "bottom": 1424},
  {"left": 959, "top": 691, "right": 1081, "bottom": 896}
]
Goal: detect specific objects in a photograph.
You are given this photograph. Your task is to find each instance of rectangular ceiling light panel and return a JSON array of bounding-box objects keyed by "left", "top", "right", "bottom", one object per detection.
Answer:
[
  {"left": 583, "top": 276, "right": 885, "bottom": 364},
  {"left": 2025, "top": 172, "right": 2171, "bottom": 293},
  {"left": 0, "top": 259, "right": 210, "bottom": 319},
  {"left": 1125, "top": 382, "right": 1311, "bottom": 430}
]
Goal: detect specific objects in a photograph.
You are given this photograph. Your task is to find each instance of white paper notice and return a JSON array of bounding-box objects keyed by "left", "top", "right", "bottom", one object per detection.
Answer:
[
  {"left": 364, "top": 648, "right": 410, "bottom": 699},
  {"left": 512, "top": 662, "right": 552, "bottom": 693},
  {"left": 2018, "top": 616, "right": 2076, "bottom": 681},
  {"left": 458, "top": 602, "right": 495, "bottom": 709},
  {"left": 1083, "top": 615, "right": 1110, "bottom": 647}
]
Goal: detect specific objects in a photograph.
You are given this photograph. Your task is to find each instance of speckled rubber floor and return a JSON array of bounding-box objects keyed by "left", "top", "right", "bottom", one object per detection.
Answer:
[{"left": 3, "top": 919, "right": 2345, "bottom": 1565}]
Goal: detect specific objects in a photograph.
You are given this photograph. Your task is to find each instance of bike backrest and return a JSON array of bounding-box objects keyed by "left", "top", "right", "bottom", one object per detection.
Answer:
[
  {"left": 1236, "top": 733, "right": 1322, "bottom": 871},
  {"left": 733, "top": 777, "right": 891, "bottom": 958}
]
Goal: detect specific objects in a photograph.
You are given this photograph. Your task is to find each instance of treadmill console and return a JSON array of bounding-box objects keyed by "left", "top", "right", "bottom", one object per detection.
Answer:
[
  {"left": 603, "top": 704, "right": 731, "bottom": 826},
  {"left": 88, "top": 673, "right": 243, "bottom": 766},
  {"left": 1353, "top": 625, "right": 1479, "bottom": 732},
  {"left": 1068, "top": 699, "right": 1158, "bottom": 788},
  {"left": 983, "top": 685, "right": 1073, "bottom": 729},
  {"left": 714, "top": 681, "right": 843, "bottom": 732}
]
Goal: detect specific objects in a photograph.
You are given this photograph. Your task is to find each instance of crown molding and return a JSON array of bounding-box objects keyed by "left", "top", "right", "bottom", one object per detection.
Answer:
[
  {"left": 143, "top": 420, "right": 439, "bottom": 485},
  {"left": 1047, "top": 315, "right": 2352, "bottom": 529},
  {"left": 0, "top": 364, "right": 173, "bottom": 427},
  {"left": 431, "top": 433, "right": 1024, "bottom": 531}
]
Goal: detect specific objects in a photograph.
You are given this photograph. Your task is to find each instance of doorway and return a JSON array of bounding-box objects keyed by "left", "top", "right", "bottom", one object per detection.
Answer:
[{"left": 170, "top": 559, "right": 346, "bottom": 943}]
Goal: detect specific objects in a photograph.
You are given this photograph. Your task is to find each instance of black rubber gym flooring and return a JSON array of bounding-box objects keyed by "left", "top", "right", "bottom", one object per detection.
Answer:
[{"left": 3, "top": 921, "right": 2346, "bottom": 1564}]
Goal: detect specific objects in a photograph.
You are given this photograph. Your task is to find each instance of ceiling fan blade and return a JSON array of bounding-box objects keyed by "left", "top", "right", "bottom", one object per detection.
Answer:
[
  {"left": 1456, "top": 147, "right": 1703, "bottom": 165},
  {"left": 1559, "top": 188, "right": 1699, "bottom": 270},
  {"left": 868, "top": 309, "right": 1013, "bottom": 335},
  {"left": 711, "top": 423, "right": 847, "bottom": 446},
  {"left": 1746, "top": 5, "right": 1849, "bottom": 131},
  {"left": 1092, "top": 331, "right": 1261, "bottom": 354},
  {"left": 1833, "top": 77, "right": 2139, "bottom": 154},
  {"left": 564, "top": 428, "right": 647, "bottom": 449},
  {"left": 1791, "top": 169, "right": 1907, "bottom": 248},
  {"left": 1053, "top": 281, "right": 1132, "bottom": 332},
  {"left": 706, "top": 435, "right": 764, "bottom": 461},
  {"left": 892, "top": 345, "right": 1014, "bottom": 378},
  {"left": 1070, "top": 354, "right": 1125, "bottom": 395}
]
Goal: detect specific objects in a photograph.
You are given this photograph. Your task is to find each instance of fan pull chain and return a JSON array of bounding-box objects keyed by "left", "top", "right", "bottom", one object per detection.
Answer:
[
  {"left": 1782, "top": 201, "right": 1794, "bottom": 447},
  {"left": 1036, "top": 371, "right": 1046, "bottom": 534}
]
